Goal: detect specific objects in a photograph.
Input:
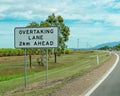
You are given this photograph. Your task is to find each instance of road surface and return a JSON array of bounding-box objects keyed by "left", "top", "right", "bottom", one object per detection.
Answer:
[{"left": 87, "top": 52, "right": 120, "bottom": 96}]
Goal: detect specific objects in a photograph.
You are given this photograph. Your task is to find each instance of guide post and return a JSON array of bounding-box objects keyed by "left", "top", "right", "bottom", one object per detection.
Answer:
[{"left": 24, "top": 48, "right": 27, "bottom": 88}]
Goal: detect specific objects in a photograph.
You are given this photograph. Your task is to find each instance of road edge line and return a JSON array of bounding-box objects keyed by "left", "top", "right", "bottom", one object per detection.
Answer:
[{"left": 84, "top": 52, "right": 119, "bottom": 96}]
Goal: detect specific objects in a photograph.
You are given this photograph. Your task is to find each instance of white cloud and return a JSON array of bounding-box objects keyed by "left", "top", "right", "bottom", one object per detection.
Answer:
[
  {"left": 0, "top": 0, "right": 119, "bottom": 27},
  {"left": 0, "top": 0, "right": 16, "bottom": 3},
  {"left": 0, "top": 0, "right": 116, "bottom": 21},
  {"left": 1, "top": 0, "right": 120, "bottom": 48},
  {"left": 0, "top": 5, "right": 9, "bottom": 12},
  {"left": 112, "top": 1, "right": 120, "bottom": 8},
  {"left": 105, "top": 14, "right": 120, "bottom": 26}
]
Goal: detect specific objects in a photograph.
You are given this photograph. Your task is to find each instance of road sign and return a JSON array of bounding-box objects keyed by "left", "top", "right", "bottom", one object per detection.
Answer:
[{"left": 14, "top": 27, "right": 58, "bottom": 48}]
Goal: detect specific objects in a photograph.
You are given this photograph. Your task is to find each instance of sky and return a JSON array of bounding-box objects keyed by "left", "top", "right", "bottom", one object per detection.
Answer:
[{"left": 0, "top": 0, "right": 120, "bottom": 48}]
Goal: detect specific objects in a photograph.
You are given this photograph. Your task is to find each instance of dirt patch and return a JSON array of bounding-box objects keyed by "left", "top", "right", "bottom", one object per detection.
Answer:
[{"left": 51, "top": 53, "right": 117, "bottom": 96}]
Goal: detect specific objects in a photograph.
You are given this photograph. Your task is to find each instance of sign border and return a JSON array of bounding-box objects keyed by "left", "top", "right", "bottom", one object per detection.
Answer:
[{"left": 14, "top": 26, "right": 59, "bottom": 48}]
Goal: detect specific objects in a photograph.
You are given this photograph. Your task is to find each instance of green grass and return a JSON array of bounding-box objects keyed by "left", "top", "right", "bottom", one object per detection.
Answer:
[{"left": 0, "top": 50, "right": 111, "bottom": 96}]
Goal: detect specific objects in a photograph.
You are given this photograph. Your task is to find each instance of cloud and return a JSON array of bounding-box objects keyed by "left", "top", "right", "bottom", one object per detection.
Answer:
[
  {"left": 0, "top": 0, "right": 119, "bottom": 28},
  {"left": 104, "top": 14, "right": 120, "bottom": 26},
  {"left": 113, "top": 2, "right": 120, "bottom": 8},
  {"left": 1, "top": 0, "right": 120, "bottom": 48},
  {"left": 0, "top": 0, "right": 119, "bottom": 23}
]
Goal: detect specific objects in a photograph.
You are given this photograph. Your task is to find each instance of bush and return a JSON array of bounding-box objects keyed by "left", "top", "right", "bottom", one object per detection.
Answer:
[{"left": 65, "top": 49, "right": 73, "bottom": 54}]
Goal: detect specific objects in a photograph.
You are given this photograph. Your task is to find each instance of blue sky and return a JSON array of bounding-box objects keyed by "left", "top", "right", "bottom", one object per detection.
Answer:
[{"left": 0, "top": 0, "right": 120, "bottom": 48}]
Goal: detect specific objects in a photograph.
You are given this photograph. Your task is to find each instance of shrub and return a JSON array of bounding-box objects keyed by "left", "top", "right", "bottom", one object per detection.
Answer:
[{"left": 65, "top": 49, "right": 73, "bottom": 54}]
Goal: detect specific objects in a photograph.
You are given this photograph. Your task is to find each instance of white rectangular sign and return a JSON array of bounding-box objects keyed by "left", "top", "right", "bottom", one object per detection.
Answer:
[{"left": 14, "top": 27, "right": 58, "bottom": 48}]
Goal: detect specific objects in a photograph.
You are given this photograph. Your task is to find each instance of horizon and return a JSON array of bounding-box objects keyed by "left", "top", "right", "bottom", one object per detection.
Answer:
[{"left": 1, "top": 0, "right": 120, "bottom": 48}]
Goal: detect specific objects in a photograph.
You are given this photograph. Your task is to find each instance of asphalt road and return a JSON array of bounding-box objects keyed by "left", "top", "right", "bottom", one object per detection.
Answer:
[{"left": 89, "top": 52, "right": 120, "bottom": 96}]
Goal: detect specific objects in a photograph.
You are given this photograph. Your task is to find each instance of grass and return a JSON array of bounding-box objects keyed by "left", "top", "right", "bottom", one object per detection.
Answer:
[{"left": 0, "top": 50, "right": 111, "bottom": 96}]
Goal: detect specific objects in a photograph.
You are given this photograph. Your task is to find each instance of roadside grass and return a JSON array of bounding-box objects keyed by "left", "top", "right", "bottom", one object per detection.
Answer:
[{"left": 0, "top": 50, "right": 111, "bottom": 96}]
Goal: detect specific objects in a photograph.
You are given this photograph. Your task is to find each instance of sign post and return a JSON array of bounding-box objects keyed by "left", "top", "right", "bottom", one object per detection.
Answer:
[
  {"left": 24, "top": 48, "right": 27, "bottom": 88},
  {"left": 14, "top": 27, "right": 58, "bottom": 87},
  {"left": 46, "top": 48, "right": 48, "bottom": 86}
]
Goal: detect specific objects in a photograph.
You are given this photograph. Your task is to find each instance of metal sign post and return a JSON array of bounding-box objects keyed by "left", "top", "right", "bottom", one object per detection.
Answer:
[
  {"left": 24, "top": 48, "right": 27, "bottom": 88},
  {"left": 46, "top": 49, "right": 48, "bottom": 86}
]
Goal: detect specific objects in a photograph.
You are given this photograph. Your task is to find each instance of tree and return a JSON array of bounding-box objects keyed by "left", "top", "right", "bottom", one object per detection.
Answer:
[
  {"left": 26, "top": 22, "right": 39, "bottom": 28},
  {"left": 26, "top": 22, "right": 40, "bottom": 68},
  {"left": 42, "top": 13, "right": 70, "bottom": 63},
  {"left": 27, "top": 22, "right": 50, "bottom": 67},
  {"left": 26, "top": 13, "right": 70, "bottom": 64},
  {"left": 40, "top": 21, "right": 50, "bottom": 27},
  {"left": 38, "top": 21, "right": 51, "bottom": 66},
  {"left": 99, "top": 46, "right": 110, "bottom": 50},
  {"left": 113, "top": 44, "right": 120, "bottom": 51}
]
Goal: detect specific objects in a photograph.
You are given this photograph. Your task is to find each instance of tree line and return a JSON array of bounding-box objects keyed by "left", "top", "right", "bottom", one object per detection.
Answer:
[
  {"left": 0, "top": 48, "right": 24, "bottom": 57},
  {"left": 98, "top": 44, "right": 120, "bottom": 51}
]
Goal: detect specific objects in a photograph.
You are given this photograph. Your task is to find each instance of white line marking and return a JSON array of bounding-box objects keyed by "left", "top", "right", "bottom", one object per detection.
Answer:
[{"left": 84, "top": 52, "right": 119, "bottom": 96}]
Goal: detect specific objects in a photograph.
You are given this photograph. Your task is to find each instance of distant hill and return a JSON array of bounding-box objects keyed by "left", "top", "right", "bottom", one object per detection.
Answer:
[{"left": 94, "top": 41, "right": 120, "bottom": 49}]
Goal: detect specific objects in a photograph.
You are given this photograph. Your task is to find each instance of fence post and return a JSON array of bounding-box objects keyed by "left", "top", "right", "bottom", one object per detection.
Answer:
[{"left": 97, "top": 54, "right": 99, "bottom": 65}]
